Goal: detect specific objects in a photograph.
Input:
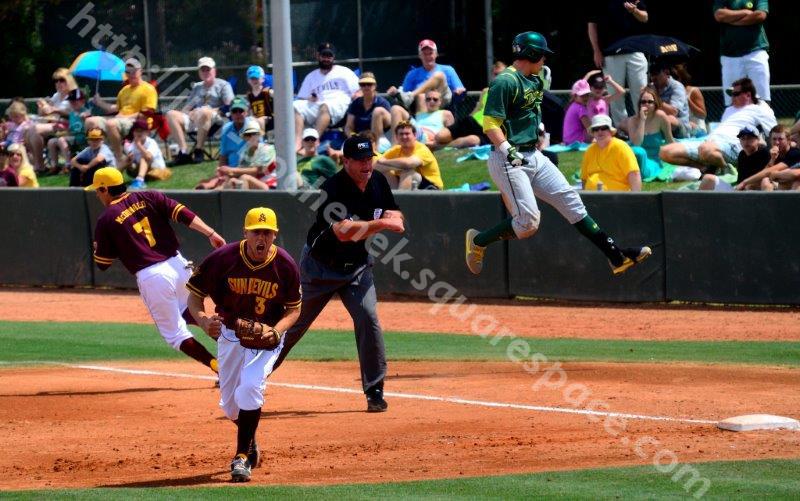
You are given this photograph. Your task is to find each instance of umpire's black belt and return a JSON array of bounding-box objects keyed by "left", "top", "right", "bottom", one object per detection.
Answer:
[{"left": 310, "top": 249, "right": 365, "bottom": 274}]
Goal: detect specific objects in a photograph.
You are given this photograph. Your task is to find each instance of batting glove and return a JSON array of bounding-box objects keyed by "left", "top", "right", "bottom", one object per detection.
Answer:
[{"left": 499, "top": 141, "right": 528, "bottom": 167}]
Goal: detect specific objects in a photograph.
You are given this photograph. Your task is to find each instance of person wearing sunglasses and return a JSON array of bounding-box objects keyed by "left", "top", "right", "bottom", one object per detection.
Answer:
[
  {"left": 648, "top": 61, "right": 690, "bottom": 139},
  {"left": 580, "top": 114, "right": 642, "bottom": 192},
  {"left": 659, "top": 77, "right": 775, "bottom": 174},
  {"left": 466, "top": 32, "right": 651, "bottom": 277},
  {"left": 27, "top": 68, "right": 79, "bottom": 173},
  {"left": 627, "top": 87, "right": 675, "bottom": 182},
  {"left": 390, "top": 90, "right": 454, "bottom": 149},
  {"left": 344, "top": 72, "right": 392, "bottom": 145}
]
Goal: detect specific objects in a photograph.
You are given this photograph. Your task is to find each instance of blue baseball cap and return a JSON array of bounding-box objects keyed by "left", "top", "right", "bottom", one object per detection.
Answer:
[{"left": 246, "top": 65, "right": 265, "bottom": 80}]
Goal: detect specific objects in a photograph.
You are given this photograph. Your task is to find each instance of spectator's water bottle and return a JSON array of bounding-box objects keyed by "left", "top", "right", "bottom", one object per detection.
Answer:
[{"left": 597, "top": 181, "right": 604, "bottom": 191}]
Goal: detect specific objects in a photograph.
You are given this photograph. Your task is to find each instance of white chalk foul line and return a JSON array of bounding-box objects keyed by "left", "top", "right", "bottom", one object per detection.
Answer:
[{"left": 50, "top": 363, "right": 715, "bottom": 425}]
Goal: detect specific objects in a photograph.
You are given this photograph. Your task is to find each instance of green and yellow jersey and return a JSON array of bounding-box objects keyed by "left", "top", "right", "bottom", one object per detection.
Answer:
[{"left": 482, "top": 66, "right": 544, "bottom": 147}]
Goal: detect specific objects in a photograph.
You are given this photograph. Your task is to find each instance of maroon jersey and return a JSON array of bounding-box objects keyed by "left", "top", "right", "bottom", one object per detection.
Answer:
[
  {"left": 186, "top": 241, "right": 301, "bottom": 328},
  {"left": 93, "top": 191, "right": 197, "bottom": 274}
]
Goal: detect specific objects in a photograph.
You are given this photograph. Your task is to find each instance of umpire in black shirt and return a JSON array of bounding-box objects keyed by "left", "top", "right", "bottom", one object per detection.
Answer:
[{"left": 275, "top": 134, "right": 405, "bottom": 412}]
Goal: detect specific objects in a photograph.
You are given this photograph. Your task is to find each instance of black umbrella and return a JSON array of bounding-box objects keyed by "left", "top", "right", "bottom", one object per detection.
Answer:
[{"left": 605, "top": 35, "right": 700, "bottom": 61}]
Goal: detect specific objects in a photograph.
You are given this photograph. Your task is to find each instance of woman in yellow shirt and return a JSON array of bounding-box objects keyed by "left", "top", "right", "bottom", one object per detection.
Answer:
[
  {"left": 580, "top": 115, "right": 641, "bottom": 191},
  {"left": 5, "top": 143, "right": 39, "bottom": 188}
]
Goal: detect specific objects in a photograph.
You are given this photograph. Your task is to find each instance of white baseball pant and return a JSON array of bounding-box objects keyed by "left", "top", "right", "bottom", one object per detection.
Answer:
[
  {"left": 136, "top": 253, "right": 194, "bottom": 349},
  {"left": 721, "top": 50, "right": 770, "bottom": 105},
  {"left": 217, "top": 327, "right": 285, "bottom": 420},
  {"left": 488, "top": 149, "right": 587, "bottom": 239}
]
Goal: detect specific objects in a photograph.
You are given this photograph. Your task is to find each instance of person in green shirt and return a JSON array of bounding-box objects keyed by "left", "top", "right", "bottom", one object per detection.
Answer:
[
  {"left": 464, "top": 31, "right": 651, "bottom": 277},
  {"left": 714, "top": 0, "right": 770, "bottom": 105},
  {"left": 296, "top": 128, "right": 339, "bottom": 189}
]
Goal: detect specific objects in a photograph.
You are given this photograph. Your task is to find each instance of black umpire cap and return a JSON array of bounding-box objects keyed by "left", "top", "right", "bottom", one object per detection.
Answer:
[{"left": 342, "top": 135, "right": 375, "bottom": 160}]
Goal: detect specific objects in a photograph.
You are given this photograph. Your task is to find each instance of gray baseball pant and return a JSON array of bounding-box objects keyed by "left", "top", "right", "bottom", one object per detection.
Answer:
[
  {"left": 274, "top": 245, "right": 386, "bottom": 392},
  {"left": 488, "top": 149, "right": 587, "bottom": 239}
]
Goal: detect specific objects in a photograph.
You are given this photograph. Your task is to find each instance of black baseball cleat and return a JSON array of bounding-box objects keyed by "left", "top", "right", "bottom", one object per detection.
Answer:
[
  {"left": 247, "top": 438, "right": 261, "bottom": 469},
  {"left": 230, "top": 454, "right": 251, "bottom": 482},
  {"left": 365, "top": 384, "right": 388, "bottom": 413}
]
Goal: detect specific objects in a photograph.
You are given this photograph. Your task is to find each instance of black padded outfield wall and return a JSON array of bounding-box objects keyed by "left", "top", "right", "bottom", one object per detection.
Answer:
[
  {"left": 0, "top": 189, "right": 93, "bottom": 287},
  {"left": 662, "top": 192, "right": 800, "bottom": 305},
  {"left": 2, "top": 189, "right": 800, "bottom": 305},
  {"left": 507, "top": 193, "right": 665, "bottom": 302}
]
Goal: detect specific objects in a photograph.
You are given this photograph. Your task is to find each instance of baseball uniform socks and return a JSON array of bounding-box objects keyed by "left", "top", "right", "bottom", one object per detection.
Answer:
[
  {"left": 178, "top": 337, "right": 217, "bottom": 370},
  {"left": 236, "top": 408, "right": 262, "bottom": 456},
  {"left": 573, "top": 216, "right": 625, "bottom": 267},
  {"left": 474, "top": 218, "right": 516, "bottom": 247}
]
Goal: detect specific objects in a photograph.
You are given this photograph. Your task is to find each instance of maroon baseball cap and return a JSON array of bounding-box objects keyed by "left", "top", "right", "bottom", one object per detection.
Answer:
[
  {"left": 131, "top": 118, "right": 149, "bottom": 132},
  {"left": 67, "top": 88, "right": 86, "bottom": 101}
]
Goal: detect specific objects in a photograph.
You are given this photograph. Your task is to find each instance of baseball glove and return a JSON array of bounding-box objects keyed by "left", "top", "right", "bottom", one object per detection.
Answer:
[{"left": 233, "top": 318, "right": 282, "bottom": 350}]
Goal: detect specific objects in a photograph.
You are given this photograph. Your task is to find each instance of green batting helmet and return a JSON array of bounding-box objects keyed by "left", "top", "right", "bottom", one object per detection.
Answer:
[{"left": 511, "top": 31, "right": 553, "bottom": 61}]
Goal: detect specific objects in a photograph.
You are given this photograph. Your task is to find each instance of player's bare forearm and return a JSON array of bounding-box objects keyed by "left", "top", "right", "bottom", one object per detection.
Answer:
[
  {"left": 485, "top": 127, "right": 506, "bottom": 147},
  {"left": 272, "top": 306, "right": 301, "bottom": 335},
  {"left": 731, "top": 10, "right": 766, "bottom": 25},
  {"left": 715, "top": 8, "right": 748, "bottom": 23},
  {"left": 187, "top": 293, "right": 221, "bottom": 339},
  {"left": 189, "top": 217, "right": 226, "bottom": 248}
]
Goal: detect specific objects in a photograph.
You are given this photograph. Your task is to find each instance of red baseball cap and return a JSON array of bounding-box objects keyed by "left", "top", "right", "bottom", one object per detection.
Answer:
[{"left": 418, "top": 39, "right": 437, "bottom": 52}]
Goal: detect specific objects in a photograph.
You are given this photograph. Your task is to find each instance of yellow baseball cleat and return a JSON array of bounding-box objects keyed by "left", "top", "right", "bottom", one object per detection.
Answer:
[
  {"left": 465, "top": 229, "right": 486, "bottom": 275},
  {"left": 611, "top": 246, "right": 652, "bottom": 275}
]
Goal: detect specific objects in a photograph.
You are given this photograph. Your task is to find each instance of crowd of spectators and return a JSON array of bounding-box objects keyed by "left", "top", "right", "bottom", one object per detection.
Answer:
[{"left": 2, "top": 0, "right": 799, "bottom": 193}]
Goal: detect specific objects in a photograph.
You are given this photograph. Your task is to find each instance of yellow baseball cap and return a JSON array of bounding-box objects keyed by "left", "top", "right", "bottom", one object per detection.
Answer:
[
  {"left": 84, "top": 167, "right": 124, "bottom": 191},
  {"left": 244, "top": 207, "right": 278, "bottom": 232},
  {"left": 86, "top": 128, "right": 104, "bottom": 140}
]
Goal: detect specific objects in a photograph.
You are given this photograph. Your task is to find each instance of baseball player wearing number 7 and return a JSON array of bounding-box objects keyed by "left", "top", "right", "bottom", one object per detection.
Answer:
[
  {"left": 465, "top": 31, "right": 652, "bottom": 276},
  {"left": 87, "top": 167, "right": 225, "bottom": 371},
  {"left": 186, "top": 207, "right": 301, "bottom": 482}
]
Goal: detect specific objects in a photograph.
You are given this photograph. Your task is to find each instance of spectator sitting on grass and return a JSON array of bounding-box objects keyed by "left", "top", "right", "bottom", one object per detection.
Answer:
[
  {"left": 736, "top": 124, "right": 800, "bottom": 191},
  {"left": 434, "top": 62, "right": 507, "bottom": 150},
  {"left": 672, "top": 63, "right": 707, "bottom": 136},
  {"left": 0, "top": 147, "right": 17, "bottom": 187},
  {"left": 392, "top": 90, "right": 454, "bottom": 149},
  {"left": 580, "top": 114, "right": 642, "bottom": 191},
  {"left": 374, "top": 121, "right": 443, "bottom": 190},
  {"left": 562, "top": 79, "right": 593, "bottom": 144},
  {"left": 47, "top": 88, "right": 90, "bottom": 175},
  {"left": 659, "top": 77, "right": 776, "bottom": 174},
  {"left": 649, "top": 61, "right": 690, "bottom": 138},
  {"left": 245, "top": 65, "right": 274, "bottom": 133},
  {"left": 87, "top": 57, "right": 158, "bottom": 169},
  {"left": 386, "top": 39, "right": 466, "bottom": 114},
  {"left": 5, "top": 143, "right": 38, "bottom": 188},
  {"left": 195, "top": 98, "right": 258, "bottom": 190},
  {"left": 296, "top": 128, "right": 339, "bottom": 189},
  {"left": 344, "top": 72, "right": 392, "bottom": 145},
  {"left": 699, "top": 126, "right": 769, "bottom": 191},
  {"left": 220, "top": 122, "right": 277, "bottom": 190},
  {"left": 167, "top": 57, "right": 234, "bottom": 165},
  {"left": 125, "top": 119, "right": 169, "bottom": 189},
  {"left": 2, "top": 101, "right": 33, "bottom": 151},
  {"left": 69, "top": 127, "right": 115, "bottom": 188}
]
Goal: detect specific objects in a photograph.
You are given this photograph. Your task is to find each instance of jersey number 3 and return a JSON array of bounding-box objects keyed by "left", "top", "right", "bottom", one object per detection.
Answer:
[{"left": 133, "top": 217, "right": 156, "bottom": 247}]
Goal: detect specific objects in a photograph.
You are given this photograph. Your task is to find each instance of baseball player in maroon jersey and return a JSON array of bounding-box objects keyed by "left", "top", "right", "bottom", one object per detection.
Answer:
[
  {"left": 186, "top": 207, "right": 301, "bottom": 482},
  {"left": 87, "top": 167, "right": 226, "bottom": 374}
]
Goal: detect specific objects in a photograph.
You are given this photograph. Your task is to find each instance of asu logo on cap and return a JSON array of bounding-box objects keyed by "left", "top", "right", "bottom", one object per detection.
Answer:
[{"left": 244, "top": 207, "right": 279, "bottom": 232}]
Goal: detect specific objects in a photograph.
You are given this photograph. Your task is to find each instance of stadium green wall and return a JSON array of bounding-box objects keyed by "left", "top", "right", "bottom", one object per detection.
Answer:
[{"left": 1, "top": 189, "right": 798, "bottom": 305}]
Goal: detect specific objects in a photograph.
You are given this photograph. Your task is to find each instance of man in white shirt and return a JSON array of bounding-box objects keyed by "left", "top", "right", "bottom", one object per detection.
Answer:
[
  {"left": 293, "top": 42, "right": 359, "bottom": 150},
  {"left": 659, "top": 77, "right": 775, "bottom": 171},
  {"left": 126, "top": 119, "right": 167, "bottom": 189}
]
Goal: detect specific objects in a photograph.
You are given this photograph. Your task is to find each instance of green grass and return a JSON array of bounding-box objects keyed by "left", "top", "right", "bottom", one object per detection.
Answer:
[
  {"left": 36, "top": 150, "right": 687, "bottom": 192},
  {"left": 3, "top": 459, "right": 798, "bottom": 499},
  {"left": 0, "top": 321, "right": 797, "bottom": 367}
]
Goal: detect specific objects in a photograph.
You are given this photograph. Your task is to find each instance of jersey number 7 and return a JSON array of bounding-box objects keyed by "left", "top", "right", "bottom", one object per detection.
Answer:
[{"left": 133, "top": 217, "right": 157, "bottom": 247}]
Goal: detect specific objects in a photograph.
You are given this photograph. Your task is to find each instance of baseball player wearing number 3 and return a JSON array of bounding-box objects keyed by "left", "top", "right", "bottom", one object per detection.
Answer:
[
  {"left": 466, "top": 32, "right": 651, "bottom": 275},
  {"left": 186, "top": 208, "right": 301, "bottom": 482},
  {"left": 88, "top": 167, "right": 225, "bottom": 373}
]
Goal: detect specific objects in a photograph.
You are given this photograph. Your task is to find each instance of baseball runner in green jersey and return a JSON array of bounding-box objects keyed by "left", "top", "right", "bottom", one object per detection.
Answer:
[{"left": 465, "top": 31, "right": 651, "bottom": 275}]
